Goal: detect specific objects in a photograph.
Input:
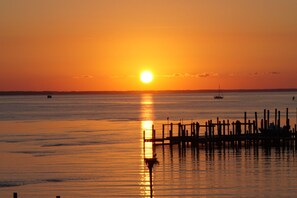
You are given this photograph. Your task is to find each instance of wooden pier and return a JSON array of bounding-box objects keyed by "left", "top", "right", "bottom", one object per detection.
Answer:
[{"left": 144, "top": 108, "right": 297, "bottom": 148}]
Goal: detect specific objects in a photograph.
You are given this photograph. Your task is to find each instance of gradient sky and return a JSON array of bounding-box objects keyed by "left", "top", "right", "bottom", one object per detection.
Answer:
[{"left": 1, "top": 0, "right": 297, "bottom": 91}]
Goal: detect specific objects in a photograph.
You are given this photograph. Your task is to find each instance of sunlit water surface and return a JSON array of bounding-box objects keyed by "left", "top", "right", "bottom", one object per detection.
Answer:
[{"left": 0, "top": 91, "right": 297, "bottom": 197}]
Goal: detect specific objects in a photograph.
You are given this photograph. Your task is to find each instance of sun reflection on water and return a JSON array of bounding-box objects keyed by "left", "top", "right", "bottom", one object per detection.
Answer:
[{"left": 140, "top": 93, "right": 155, "bottom": 197}]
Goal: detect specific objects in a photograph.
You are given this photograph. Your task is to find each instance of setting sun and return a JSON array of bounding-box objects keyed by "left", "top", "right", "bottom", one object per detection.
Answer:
[{"left": 140, "top": 71, "right": 153, "bottom": 84}]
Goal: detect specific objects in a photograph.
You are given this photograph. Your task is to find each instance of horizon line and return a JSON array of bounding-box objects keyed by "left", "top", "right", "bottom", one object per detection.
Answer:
[{"left": 0, "top": 88, "right": 297, "bottom": 95}]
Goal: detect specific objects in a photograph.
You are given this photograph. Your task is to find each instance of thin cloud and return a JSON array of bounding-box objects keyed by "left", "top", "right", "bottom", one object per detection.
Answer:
[
  {"left": 248, "top": 72, "right": 258, "bottom": 76},
  {"left": 161, "top": 72, "right": 218, "bottom": 78},
  {"left": 230, "top": 71, "right": 281, "bottom": 77},
  {"left": 73, "top": 75, "right": 94, "bottom": 79},
  {"left": 248, "top": 71, "right": 281, "bottom": 76},
  {"left": 198, "top": 73, "right": 210, "bottom": 78},
  {"left": 160, "top": 73, "right": 183, "bottom": 78},
  {"left": 174, "top": 73, "right": 185, "bottom": 77},
  {"left": 270, "top": 72, "right": 281, "bottom": 75}
]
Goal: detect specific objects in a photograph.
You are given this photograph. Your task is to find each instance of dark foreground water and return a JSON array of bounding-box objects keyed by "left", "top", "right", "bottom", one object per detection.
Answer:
[{"left": 0, "top": 91, "right": 297, "bottom": 197}]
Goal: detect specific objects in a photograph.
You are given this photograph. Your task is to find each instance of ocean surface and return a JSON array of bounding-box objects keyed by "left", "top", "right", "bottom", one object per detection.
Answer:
[{"left": 0, "top": 91, "right": 297, "bottom": 197}]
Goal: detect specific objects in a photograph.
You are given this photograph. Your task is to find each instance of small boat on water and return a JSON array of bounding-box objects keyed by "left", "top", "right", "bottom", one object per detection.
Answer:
[
  {"left": 214, "top": 95, "right": 223, "bottom": 99},
  {"left": 47, "top": 95, "right": 52, "bottom": 99},
  {"left": 214, "top": 86, "right": 224, "bottom": 99}
]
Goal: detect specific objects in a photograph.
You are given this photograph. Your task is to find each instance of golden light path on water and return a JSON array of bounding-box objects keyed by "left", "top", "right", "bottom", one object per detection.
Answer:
[{"left": 139, "top": 94, "right": 154, "bottom": 197}]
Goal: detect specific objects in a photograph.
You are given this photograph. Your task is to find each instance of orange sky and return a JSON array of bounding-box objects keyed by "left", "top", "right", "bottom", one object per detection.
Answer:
[{"left": 0, "top": 0, "right": 297, "bottom": 91}]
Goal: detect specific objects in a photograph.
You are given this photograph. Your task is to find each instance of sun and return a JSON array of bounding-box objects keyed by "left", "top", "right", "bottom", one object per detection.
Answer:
[{"left": 140, "top": 71, "right": 153, "bottom": 84}]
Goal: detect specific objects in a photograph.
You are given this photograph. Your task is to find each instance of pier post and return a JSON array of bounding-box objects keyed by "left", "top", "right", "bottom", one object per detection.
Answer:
[
  {"left": 264, "top": 109, "right": 267, "bottom": 130},
  {"left": 248, "top": 120, "right": 251, "bottom": 135},
  {"left": 223, "top": 120, "right": 226, "bottom": 136},
  {"left": 236, "top": 120, "right": 242, "bottom": 147},
  {"left": 56, "top": 196, "right": 61, "bottom": 198},
  {"left": 232, "top": 122, "right": 235, "bottom": 136},
  {"left": 13, "top": 193, "right": 17, "bottom": 198},
  {"left": 178, "top": 123, "right": 181, "bottom": 137},
  {"left": 252, "top": 120, "right": 256, "bottom": 144},
  {"left": 253, "top": 120, "right": 256, "bottom": 134},
  {"left": 277, "top": 111, "right": 280, "bottom": 128},
  {"left": 267, "top": 110, "right": 270, "bottom": 129},
  {"left": 217, "top": 117, "right": 220, "bottom": 135},
  {"left": 170, "top": 123, "right": 173, "bottom": 138},
  {"left": 218, "top": 121, "right": 221, "bottom": 136},
  {"left": 208, "top": 120, "right": 212, "bottom": 140},
  {"left": 152, "top": 125, "right": 156, "bottom": 141},
  {"left": 227, "top": 120, "right": 230, "bottom": 136},
  {"left": 255, "top": 112, "right": 258, "bottom": 131},
  {"left": 236, "top": 120, "right": 241, "bottom": 135},
  {"left": 205, "top": 121, "right": 208, "bottom": 139},
  {"left": 244, "top": 112, "right": 247, "bottom": 134},
  {"left": 275, "top": 109, "right": 277, "bottom": 126},
  {"left": 295, "top": 124, "right": 297, "bottom": 150},
  {"left": 247, "top": 119, "right": 251, "bottom": 145},
  {"left": 143, "top": 129, "right": 145, "bottom": 140},
  {"left": 231, "top": 122, "right": 235, "bottom": 146},
  {"left": 286, "top": 108, "right": 289, "bottom": 128},
  {"left": 162, "top": 124, "right": 165, "bottom": 142},
  {"left": 218, "top": 121, "right": 222, "bottom": 139},
  {"left": 196, "top": 122, "right": 200, "bottom": 138}
]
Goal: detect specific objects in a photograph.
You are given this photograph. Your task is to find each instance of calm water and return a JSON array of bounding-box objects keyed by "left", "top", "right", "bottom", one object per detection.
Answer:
[{"left": 0, "top": 91, "right": 297, "bottom": 197}]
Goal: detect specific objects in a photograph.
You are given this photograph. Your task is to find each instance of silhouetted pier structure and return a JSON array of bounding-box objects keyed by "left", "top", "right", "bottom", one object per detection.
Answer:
[
  {"left": 13, "top": 193, "right": 60, "bottom": 198},
  {"left": 144, "top": 108, "right": 297, "bottom": 149}
]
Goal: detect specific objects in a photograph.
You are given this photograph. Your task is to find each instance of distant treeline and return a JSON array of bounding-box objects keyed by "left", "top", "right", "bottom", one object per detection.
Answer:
[{"left": 0, "top": 89, "right": 297, "bottom": 96}]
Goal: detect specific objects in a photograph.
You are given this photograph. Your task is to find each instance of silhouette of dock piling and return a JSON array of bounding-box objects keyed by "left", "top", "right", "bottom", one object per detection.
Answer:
[{"left": 144, "top": 108, "right": 297, "bottom": 149}]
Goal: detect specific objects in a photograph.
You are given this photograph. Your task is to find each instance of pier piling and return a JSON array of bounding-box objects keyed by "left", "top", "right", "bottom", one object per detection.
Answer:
[
  {"left": 275, "top": 109, "right": 277, "bottom": 127},
  {"left": 264, "top": 109, "right": 267, "bottom": 130},
  {"left": 244, "top": 112, "right": 247, "bottom": 134}
]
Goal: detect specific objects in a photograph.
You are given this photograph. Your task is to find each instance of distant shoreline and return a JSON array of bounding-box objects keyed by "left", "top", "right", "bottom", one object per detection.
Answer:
[{"left": 0, "top": 89, "right": 297, "bottom": 95}]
